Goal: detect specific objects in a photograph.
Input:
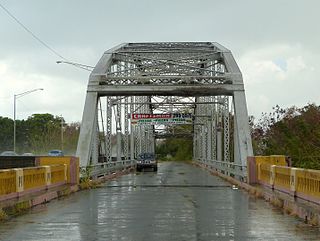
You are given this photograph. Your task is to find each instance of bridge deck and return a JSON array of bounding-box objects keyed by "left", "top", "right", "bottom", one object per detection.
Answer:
[{"left": 1, "top": 162, "right": 320, "bottom": 240}]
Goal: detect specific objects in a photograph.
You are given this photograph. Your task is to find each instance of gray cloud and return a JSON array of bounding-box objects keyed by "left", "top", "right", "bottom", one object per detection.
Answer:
[{"left": 0, "top": 0, "right": 319, "bottom": 122}]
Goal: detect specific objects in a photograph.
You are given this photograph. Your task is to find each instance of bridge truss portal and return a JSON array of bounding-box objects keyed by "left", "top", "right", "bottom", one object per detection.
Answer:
[{"left": 76, "top": 42, "right": 253, "bottom": 178}]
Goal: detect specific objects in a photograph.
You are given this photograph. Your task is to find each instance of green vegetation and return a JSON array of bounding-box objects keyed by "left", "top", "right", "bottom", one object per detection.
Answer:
[
  {"left": 0, "top": 114, "right": 80, "bottom": 155},
  {"left": 156, "top": 125, "right": 193, "bottom": 161},
  {"left": 251, "top": 103, "right": 320, "bottom": 169},
  {"left": 0, "top": 208, "right": 8, "bottom": 221}
]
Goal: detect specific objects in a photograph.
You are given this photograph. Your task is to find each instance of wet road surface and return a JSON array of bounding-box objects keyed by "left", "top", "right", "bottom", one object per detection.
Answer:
[{"left": 1, "top": 161, "right": 320, "bottom": 240}]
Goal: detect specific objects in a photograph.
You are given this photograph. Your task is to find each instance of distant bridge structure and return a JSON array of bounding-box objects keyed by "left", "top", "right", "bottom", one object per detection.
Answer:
[{"left": 76, "top": 42, "right": 253, "bottom": 178}]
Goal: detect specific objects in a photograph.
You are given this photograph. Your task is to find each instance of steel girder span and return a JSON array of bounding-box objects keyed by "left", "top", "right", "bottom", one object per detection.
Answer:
[{"left": 76, "top": 42, "right": 253, "bottom": 178}]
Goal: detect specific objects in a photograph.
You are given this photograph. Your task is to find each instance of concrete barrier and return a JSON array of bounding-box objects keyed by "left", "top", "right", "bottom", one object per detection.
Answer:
[
  {"left": 251, "top": 156, "right": 320, "bottom": 205},
  {"left": 255, "top": 155, "right": 287, "bottom": 166},
  {"left": 0, "top": 169, "right": 17, "bottom": 196},
  {"left": 0, "top": 165, "right": 66, "bottom": 201},
  {"left": 37, "top": 156, "right": 79, "bottom": 184}
]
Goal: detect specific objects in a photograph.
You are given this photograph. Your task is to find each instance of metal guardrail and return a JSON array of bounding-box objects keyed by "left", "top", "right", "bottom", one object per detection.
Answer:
[
  {"left": 81, "top": 160, "right": 136, "bottom": 178},
  {"left": 196, "top": 159, "right": 246, "bottom": 177}
]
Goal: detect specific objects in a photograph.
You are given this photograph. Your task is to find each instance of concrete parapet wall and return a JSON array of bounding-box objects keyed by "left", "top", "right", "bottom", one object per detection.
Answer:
[
  {"left": 0, "top": 165, "right": 67, "bottom": 202},
  {"left": 37, "top": 156, "right": 79, "bottom": 184},
  {"left": 0, "top": 169, "right": 17, "bottom": 195},
  {"left": 248, "top": 156, "right": 320, "bottom": 205},
  {"left": 255, "top": 155, "right": 288, "bottom": 166}
]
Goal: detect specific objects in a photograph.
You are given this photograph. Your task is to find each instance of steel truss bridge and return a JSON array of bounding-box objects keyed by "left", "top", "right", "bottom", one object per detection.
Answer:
[{"left": 76, "top": 42, "right": 253, "bottom": 179}]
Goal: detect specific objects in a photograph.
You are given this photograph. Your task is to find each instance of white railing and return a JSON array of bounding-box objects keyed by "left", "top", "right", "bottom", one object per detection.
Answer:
[
  {"left": 196, "top": 159, "right": 246, "bottom": 177},
  {"left": 81, "top": 160, "right": 136, "bottom": 178}
]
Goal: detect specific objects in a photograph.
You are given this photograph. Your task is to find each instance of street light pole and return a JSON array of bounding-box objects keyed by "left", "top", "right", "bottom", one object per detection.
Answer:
[
  {"left": 13, "top": 88, "right": 44, "bottom": 152},
  {"left": 13, "top": 95, "right": 17, "bottom": 153}
]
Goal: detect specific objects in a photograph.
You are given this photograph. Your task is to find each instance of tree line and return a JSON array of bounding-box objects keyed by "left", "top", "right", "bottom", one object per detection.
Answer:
[
  {"left": 156, "top": 125, "right": 193, "bottom": 161},
  {"left": 0, "top": 114, "right": 80, "bottom": 155},
  {"left": 251, "top": 103, "right": 320, "bottom": 169}
]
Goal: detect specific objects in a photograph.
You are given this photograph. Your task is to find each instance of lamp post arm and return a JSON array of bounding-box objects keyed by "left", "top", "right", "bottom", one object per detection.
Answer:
[
  {"left": 15, "top": 88, "right": 44, "bottom": 99},
  {"left": 56, "top": 60, "right": 94, "bottom": 71}
]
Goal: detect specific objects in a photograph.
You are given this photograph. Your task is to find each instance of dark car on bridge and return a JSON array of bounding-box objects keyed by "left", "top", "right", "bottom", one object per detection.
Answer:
[{"left": 136, "top": 153, "right": 157, "bottom": 172}]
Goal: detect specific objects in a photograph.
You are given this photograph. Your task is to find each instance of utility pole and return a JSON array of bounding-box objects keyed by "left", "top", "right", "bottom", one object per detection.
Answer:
[{"left": 61, "top": 116, "right": 64, "bottom": 151}]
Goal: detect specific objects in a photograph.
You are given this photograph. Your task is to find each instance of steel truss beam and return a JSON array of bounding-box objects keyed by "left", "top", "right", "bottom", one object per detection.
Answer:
[
  {"left": 88, "top": 84, "right": 243, "bottom": 96},
  {"left": 76, "top": 42, "right": 253, "bottom": 179}
]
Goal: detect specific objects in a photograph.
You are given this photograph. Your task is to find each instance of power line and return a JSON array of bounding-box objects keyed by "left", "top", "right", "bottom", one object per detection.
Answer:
[
  {"left": 0, "top": 2, "right": 93, "bottom": 72},
  {"left": 0, "top": 2, "right": 67, "bottom": 61}
]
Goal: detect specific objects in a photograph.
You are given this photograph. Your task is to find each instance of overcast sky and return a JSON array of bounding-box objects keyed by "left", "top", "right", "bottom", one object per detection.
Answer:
[{"left": 0, "top": 0, "right": 319, "bottom": 123}]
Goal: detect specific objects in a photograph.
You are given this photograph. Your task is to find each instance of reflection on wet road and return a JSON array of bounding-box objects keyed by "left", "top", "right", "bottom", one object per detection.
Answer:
[{"left": 1, "top": 162, "right": 320, "bottom": 240}]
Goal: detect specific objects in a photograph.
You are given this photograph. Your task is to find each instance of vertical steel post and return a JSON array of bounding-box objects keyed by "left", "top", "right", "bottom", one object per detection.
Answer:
[
  {"left": 106, "top": 97, "right": 112, "bottom": 162},
  {"left": 224, "top": 96, "right": 230, "bottom": 163},
  {"left": 217, "top": 96, "right": 223, "bottom": 164},
  {"left": 91, "top": 106, "right": 99, "bottom": 165},
  {"left": 206, "top": 97, "right": 212, "bottom": 163},
  {"left": 116, "top": 97, "right": 122, "bottom": 162},
  {"left": 130, "top": 96, "right": 135, "bottom": 160},
  {"left": 211, "top": 96, "right": 217, "bottom": 161}
]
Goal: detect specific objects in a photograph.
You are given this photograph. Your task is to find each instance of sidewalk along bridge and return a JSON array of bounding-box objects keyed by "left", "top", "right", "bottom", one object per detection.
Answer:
[{"left": 76, "top": 42, "right": 253, "bottom": 179}]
